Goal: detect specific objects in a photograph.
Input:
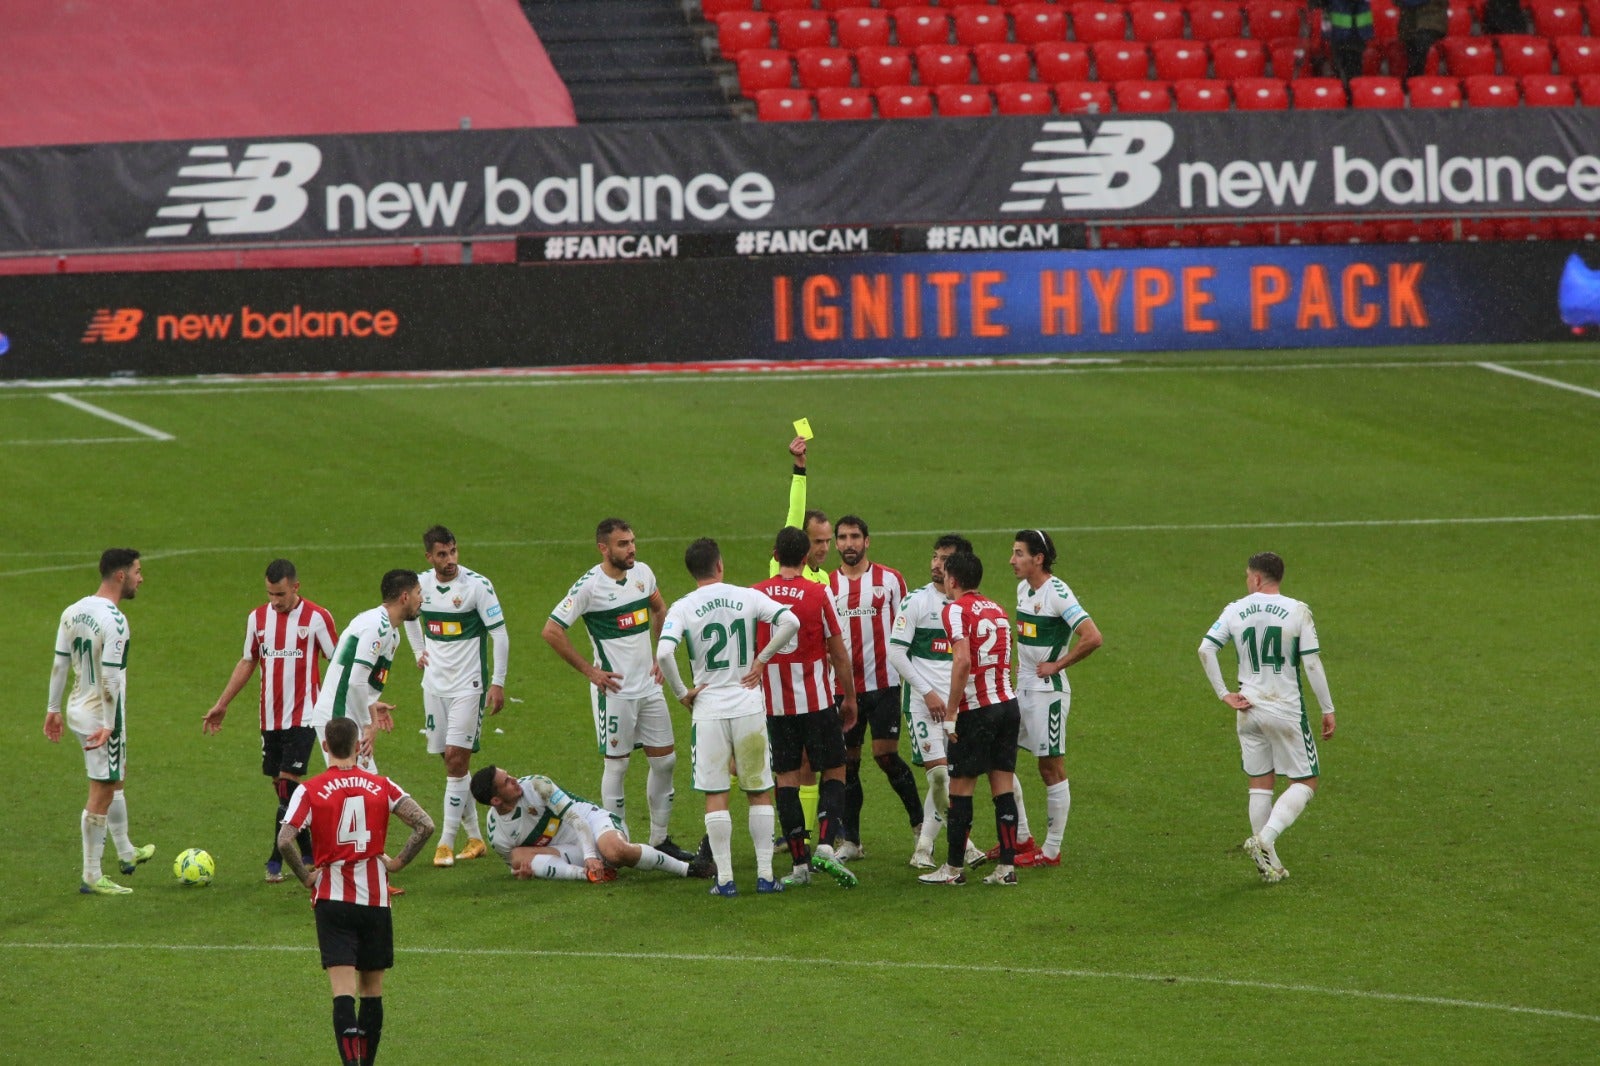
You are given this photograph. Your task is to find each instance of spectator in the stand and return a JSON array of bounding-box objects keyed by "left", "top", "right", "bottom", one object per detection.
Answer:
[
  {"left": 1480, "top": 0, "right": 1527, "bottom": 34},
  {"left": 1315, "top": 0, "right": 1374, "bottom": 94},
  {"left": 1398, "top": 0, "right": 1448, "bottom": 83}
]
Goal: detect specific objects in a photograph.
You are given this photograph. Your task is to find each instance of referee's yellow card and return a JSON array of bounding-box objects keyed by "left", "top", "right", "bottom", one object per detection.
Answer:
[{"left": 793, "top": 417, "right": 814, "bottom": 440}]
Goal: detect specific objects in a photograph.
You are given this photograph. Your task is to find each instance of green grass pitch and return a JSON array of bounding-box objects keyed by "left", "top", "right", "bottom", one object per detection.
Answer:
[{"left": 1, "top": 343, "right": 1596, "bottom": 1063}]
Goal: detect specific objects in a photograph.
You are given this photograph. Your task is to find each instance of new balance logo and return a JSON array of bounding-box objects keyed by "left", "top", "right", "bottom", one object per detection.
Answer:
[
  {"left": 82, "top": 309, "right": 144, "bottom": 343},
  {"left": 1000, "top": 121, "right": 1173, "bottom": 213},
  {"left": 147, "top": 143, "right": 322, "bottom": 239}
]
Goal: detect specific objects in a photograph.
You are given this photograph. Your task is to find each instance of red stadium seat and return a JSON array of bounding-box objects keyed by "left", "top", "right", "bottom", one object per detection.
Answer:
[
  {"left": 994, "top": 81, "right": 1056, "bottom": 112},
  {"left": 1128, "top": 1, "right": 1187, "bottom": 41},
  {"left": 1320, "top": 220, "right": 1383, "bottom": 244},
  {"left": 1094, "top": 41, "right": 1151, "bottom": 80},
  {"left": 1071, "top": 2, "right": 1130, "bottom": 44},
  {"left": 1188, "top": 0, "right": 1245, "bottom": 42},
  {"left": 835, "top": 8, "right": 893, "bottom": 47},
  {"left": 1554, "top": 217, "right": 1600, "bottom": 241},
  {"left": 1232, "top": 76, "right": 1289, "bottom": 109},
  {"left": 974, "top": 42, "right": 1033, "bottom": 82},
  {"left": 1034, "top": 41, "right": 1091, "bottom": 81},
  {"left": 1199, "top": 223, "right": 1266, "bottom": 246},
  {"left": 1272, "top": 221, "right": 1323, "bottom": 245},
  {"left": 776, "top": 12, "right": 833, "bottom": 50},
  {"left": 1152, "top": 40, "right": 1210, "bottom": 81},
  {"left": 1372, "top": 0, "right": 1402, "bottom": 43},
  {"left": 935, "top": 85, "right": 995, "bottom": 114},
  {"left": 1457, "top": 218, "right": 1498, "bottom": 241},
  {"left": 855, "top": 45, "right": 914, "bottom": 86},
  {"left": 718, "top": 12, "right": 774, "bottom": 58},
  {"left": 701, "top": 0, "right": 754, "bottom": 17},
  {"left": 878, "top": 0, "right": 928, "bottom": 8},
  {"left": 874, "top": 85, "right": 934, "bottom": 116},
  {"left": 796, "top": 47, "right": 856, "bottom": 88},
  {"left": 1378, "top": 219, "right": 1452, "bottom": 244},
  {"left": 1498, "top": 35, "right": 1554, "bottom": 77},
  {"left": 755, "top": 88, "right": 814, "bottom": 120},
  {"left": 1174, "top": 78, "right": 1232, "bottom": 109},
  {"left": 1497, "top": 217, "right": 1557, "bottom": 241},
  {"left": 738, "top": 49, "right": 795, "bottom": 92},
  {"left": 952, "top": 6, "right": 1010, "bottom": 45},
  {"left": 1464, "top": 73, "right": 1520, "bottom": 105},
  {"left": 1555, "top": 37, "right": 1600, "bottom": 76},
  {"left": 895, "top": 8, "right": 952, "bottom": 46},
  {"left": 1350, "top": 75, "right": 1405, "bottom": 107},
  {"left": 1440, "top": 37, "right": 1497, "bottom": 77},
  {"left": 1055, "top": 79, "right": 1114, "bottom": 112},
  {"left": 818, "top": 0, "right": 868, "bottom": 9},
  {"left": 1011, "top": 2, "right": 1070, "bottom": 44},
  {"left": 915, "top": 44, "right": 974, "bottom": 84},
  {"left": 1408, "top": 75, "right": 1463, "bottom": 106},
  {"left": 1269, "top": 37, "right": 1309, "bottom": 79},
  {"left": 1522, "top": 73, "right": 1577, "bottom": 104},
  {"left": 1579, "top": 73, "right": 1600, "bottom": 103},
  {"left": 1292, "top": 78, "right": 1348, "bottom": 108},
  {"left": 1445, "top": 4, "right": 1474, "bottom": 35},
  {"left": 1244, "top": 1, "right": 1302, "bottom": 41},
  {"left": 761, "top": 0, "right": 816, "bottom": 12},
  {"left": 1097, "top": 225, "right": 1140, "bottom": 249},
  {"left": 815, "top": 86, "right": 876, "bottom": 118},
  {"left": 1529, "top": 0, "right": 1586, "bottom": 37},
  {"left": 1140, "top": 225, "right": 1200, "bottom": 247},
  {"left": 1115, "top": 79, "right": 1173, "bottom": 111},
  {"left": 1211, "top": 38, "right": 1268, "bottom": 78}
]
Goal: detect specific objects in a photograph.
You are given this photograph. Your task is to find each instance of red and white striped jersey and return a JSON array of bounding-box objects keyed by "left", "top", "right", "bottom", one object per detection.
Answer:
[
  {"left": 829, "top": 563, "right": 907, "bottom": 695},
  {"left": 244, "top": 598, "right": 337, "bottom": 730},
  {"left": 283, "top": 765, "right": 408, "bottom": 908},
  {"left": 942, "top": 593, "right": 1017, "bottom": 713},
  {"left": 753, "top": 574, "right": 842, "bottom": 716}
]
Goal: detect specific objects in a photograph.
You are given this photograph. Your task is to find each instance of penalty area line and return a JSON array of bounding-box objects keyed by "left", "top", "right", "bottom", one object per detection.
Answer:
[
  {"left": 0, "top": 941, "right": 1593, "bottom": 1024},
  {"left": 47, "top": 392, "right": 174, "bottom": 441},
  {"left": 1479, "top": 362, "right": 1600, "bottom": 400}
]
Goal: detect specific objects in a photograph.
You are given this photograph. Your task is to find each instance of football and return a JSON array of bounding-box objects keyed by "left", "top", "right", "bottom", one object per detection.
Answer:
[{"left": 174, "top": 848, "right": 216, "bottom": 887}]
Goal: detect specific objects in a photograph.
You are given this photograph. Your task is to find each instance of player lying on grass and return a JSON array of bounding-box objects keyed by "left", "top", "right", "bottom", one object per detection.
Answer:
[{"left": 471, "top": 765, "right": 715, "bottom": 883}]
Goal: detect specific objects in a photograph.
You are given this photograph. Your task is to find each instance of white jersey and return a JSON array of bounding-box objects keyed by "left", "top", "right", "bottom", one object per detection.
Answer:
[
  {"left": 889, "top": 583, "right": 952, "bottom": 699},
  {"left": 1203, "top": 592, "right": 1322, "bottom": 718},
  {"left": 406, "top": 566, "right": 505, "bottom": 696},
  {"left": 548, "top": 561, "right": 660, "bottom": 700},
  {"left": 312, "top": 606, "right": 400, "bottom": 728},
  {"left": 659, "top": 582, "right": 790, "bottom": 720},
  {"left": 486, "top": 775, "right": 615, "bottom": 865},
  {"left": 54, "top": 595, "right": 130, "bottom": 734},
  {"left": 1015, "top": 576, "right": 1092, "bottom": 694}
]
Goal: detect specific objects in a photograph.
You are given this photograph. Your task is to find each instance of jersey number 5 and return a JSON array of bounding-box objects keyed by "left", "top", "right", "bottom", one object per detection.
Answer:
[{"left": 337, "top": 796, "right": 372, "bottom": 853}]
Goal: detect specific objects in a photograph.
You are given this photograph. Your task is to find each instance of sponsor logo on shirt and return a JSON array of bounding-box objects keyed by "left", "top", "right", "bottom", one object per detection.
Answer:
[
  {"left": 1020, "top": 621, "right": 1038, "bottom": 638},
  {"left": 373, "top": 667, "right": 389, "bottom": 685},
  {"left": 617, "top": 608, "right": 650, "bottom": 630},
  {"left": 428, "top": 620, "right": 463, "bottom": 637},
  {"left": 930, "top": 637, "right": 951, "bottom": 655},
  {"left": 261, "top": 645, "right": 305, "bottom": 659},
  {"left": 487, "top": 604, "right": 502, "bottom": 619}
]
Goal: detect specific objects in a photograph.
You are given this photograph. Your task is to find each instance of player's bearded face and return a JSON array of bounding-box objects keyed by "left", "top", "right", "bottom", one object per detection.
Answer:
[
  {"left": 836, "top": 529, "right": 865, "bottom": 567},
  {"left": 428, "top": 542, "right": 459, "bottom": 580},
  {"left": 930, "top": 550, "right": 952, "bottom": 587},
  {"left": 604, "top": 533, "right": 636, "bottom": 570},
  {"left": 401, "top": 586, "right": 424, "bottom": 620},
  {"left": 121, "top": 561, "right": 143, "bottom": 599}
]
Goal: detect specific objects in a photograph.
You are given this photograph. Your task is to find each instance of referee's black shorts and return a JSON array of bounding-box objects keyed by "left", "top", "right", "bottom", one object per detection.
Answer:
[
  {"left": 314, "top": 899, "right": 395, "bottom": 972},
  {"left": 261, "top": 726, "right": 316, "bottom": 778},
  {"left": 843, "top": 687, "right": 902, "bottom": 748},
  {"left": 768, "top": 707, "right": 847, "bottom": 774},
  {"left": 947, "top": 700, "right": 1020, "bottom": 779}
]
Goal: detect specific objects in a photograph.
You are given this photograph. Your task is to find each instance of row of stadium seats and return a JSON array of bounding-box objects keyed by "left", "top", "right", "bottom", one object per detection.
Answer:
[
  {"left": 1096, "top": 216, "right": 1600, "bottom": 247},
  {"left": 754, "top": 72, "right": 1600, "bottom": 115}
]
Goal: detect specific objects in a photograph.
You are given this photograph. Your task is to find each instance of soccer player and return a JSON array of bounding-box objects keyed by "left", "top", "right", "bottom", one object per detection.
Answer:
[
  {"left": 203, "top": 558, "right": 338, "bottom": 883},
  {"left": 656, "top": 538, "right": 799, "bottom": 896},
  {"left": 1009, "top": 530, "right": 1103, "bottom": 868},
  {"left": 918, "top": 551, "right": 1023, "bottom": 887},
  {"left": 756, "top": 526, "right": 859, "bottom": 889},
  {"left": 43, "top": 549, "right": 155, "bottom": 895},
  {"left": 828, "top": 514, "right": 921, "bottom": 861},
  {"left": 470, "top": 764, "right": 715, "bottom": 882},
  {"left": 1198, "top": 551, "right": 1337, "bottom": 883},
  {"left": 279, "top": 716, "right": 435, "bottom": 1066},
  {"left": 311, "top": 570, "right": 423, "bottom": 774},
  {"left": 541, "top": 518, "right": 692, "bottom": 862},
  {"left": 888, "top": 535, "right": 989, "bottom": 871},
  {"left": 400, "top": 526, "right": 508, "bottom": 867}
]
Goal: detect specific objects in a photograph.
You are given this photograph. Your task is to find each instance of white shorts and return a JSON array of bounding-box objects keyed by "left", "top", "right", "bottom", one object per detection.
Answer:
[
  {"left": 691, "top": 712, "right": 773, "bottom": 793},
  {"left": 312, "top": 715, "right": 378, "bottom": 774},
  {"left": 593, "top": 689, "right": 674, "bottom": 757},
  {"left": 424, "top": 690, "right": 484, "bottom": 755},
  {"left": 550, "top": 804, "right": 627, "bottom": 858},
  {"left": 902, "top": 687, "right": 948, "bottom": 768},
  {"left": 1237, "top": 708, "right": 1320, "bottom": 780},
  {"left": 1018, "top": 689, "right": 1069, "bottom": 757},
  {"left": 74, "top": 725, "right": 127, "bottom": 783}
]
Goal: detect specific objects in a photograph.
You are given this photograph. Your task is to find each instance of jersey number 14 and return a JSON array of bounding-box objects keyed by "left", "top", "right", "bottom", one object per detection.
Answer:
[{"left": 1241, "top": 625, "right": 1286, "bottom": 674}]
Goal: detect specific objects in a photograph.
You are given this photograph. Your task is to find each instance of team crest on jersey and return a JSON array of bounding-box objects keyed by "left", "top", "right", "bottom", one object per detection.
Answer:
[
  {"left": 296, "top": 626, "right": 310, "bottom": 639},
  {"left": 257, "top": 629, "right": 267, "bottom": 640},
  {"left": 634, "top": 580, "right": 645, "bottom": 592},
  {"left": 452, "top": 595, "right": 463, "bottom": 608}
]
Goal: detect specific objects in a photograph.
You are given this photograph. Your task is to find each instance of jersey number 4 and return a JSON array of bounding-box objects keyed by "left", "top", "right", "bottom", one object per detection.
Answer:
[
  {"left": 1241, "top": 625, "right": 1286, "bottom": 674},
  {"left": 337, "top": 796, "right": 372, "bottom": 853}
]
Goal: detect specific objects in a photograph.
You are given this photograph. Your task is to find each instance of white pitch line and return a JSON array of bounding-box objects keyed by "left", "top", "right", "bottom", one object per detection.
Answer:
[
  {"left": 1, "top": 436, "right": 151, "bottom": 446},
  {"left": 2, "top": 514, "right": 1596, "bottom": 579},
  {"left": 1479, "top": 362, "right": 1600, "bottom": 400},
  {"left": 0, "top": 941, "right": 1592, "bottom": 1024},
  {"left": 47, "top": 392, "right": 175, "bottom": 441}
]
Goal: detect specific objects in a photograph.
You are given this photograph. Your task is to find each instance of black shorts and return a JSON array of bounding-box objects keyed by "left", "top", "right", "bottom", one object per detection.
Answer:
[
  {"left": 262, "top": 726, "right": 316, "bottom": 778},
  {"left": 947, "top": 700, "right": 1021, "bottom": 779},
  {"left": 314, "top": 899, "right": 395, "bottom": 971},
  {"left": 768, "top": 707, "right": 847, "bottom": 775},
  {"left": 843, "top": 687, "right": 902, "bottom": 748}
]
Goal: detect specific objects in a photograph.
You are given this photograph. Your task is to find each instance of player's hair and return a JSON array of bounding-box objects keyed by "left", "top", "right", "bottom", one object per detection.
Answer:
[
  {"left": 1014, "top": 529, "right": 1057, "bottom": 573},
  {"left": 324, "top": 716, "right": 359, "bottom": 759},
  {"left": 422, "top": 525, "right": 455, "bottom": 552},
  {"left": 1248, "top": 552, "right": 1285, "bottom": 583},
  {"left": 470, "top": 765, "right": 500, "bottom": 806},
  {"left": 684, "top": 538, "right": 721, "bottom": 580},
  {"left": 380, "top": 568, "right": 420, "bottom": 602},
  {"left": 933, "top": 534, "right": 973, "bottom": 555},
  {"left": 803, "top": 508, "right": 829, "bottom": 532},
  {"left": 99, "top": 548, "right": 140, "bottom": 578},
  {"left": 943, "top": 551, "right": 983, "bottom": 593},
  {"left": 773, "top": 526, "right": 809, "bottom": 568},
  {"left": 264, "top": 558, "right": 297, "bottom": 583},
  {"left": 835, "top": 514, "right": 868, "bottom": 538},
  {"left": 595, "top": 517, "right": 632, "bottom": 543}
]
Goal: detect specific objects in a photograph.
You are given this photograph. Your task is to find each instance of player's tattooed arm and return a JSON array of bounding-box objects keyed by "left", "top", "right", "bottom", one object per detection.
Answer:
[
  {"left": 384, "top": 797, "right": 437, "bottom": 872},
  {"left": 278, "top": 823, "right": 314, "bottom": 889}
]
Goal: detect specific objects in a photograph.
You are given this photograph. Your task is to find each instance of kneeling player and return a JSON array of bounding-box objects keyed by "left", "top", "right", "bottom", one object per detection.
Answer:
[{"left": 471, "top": 765, "right": 714, "bottom": 883}]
